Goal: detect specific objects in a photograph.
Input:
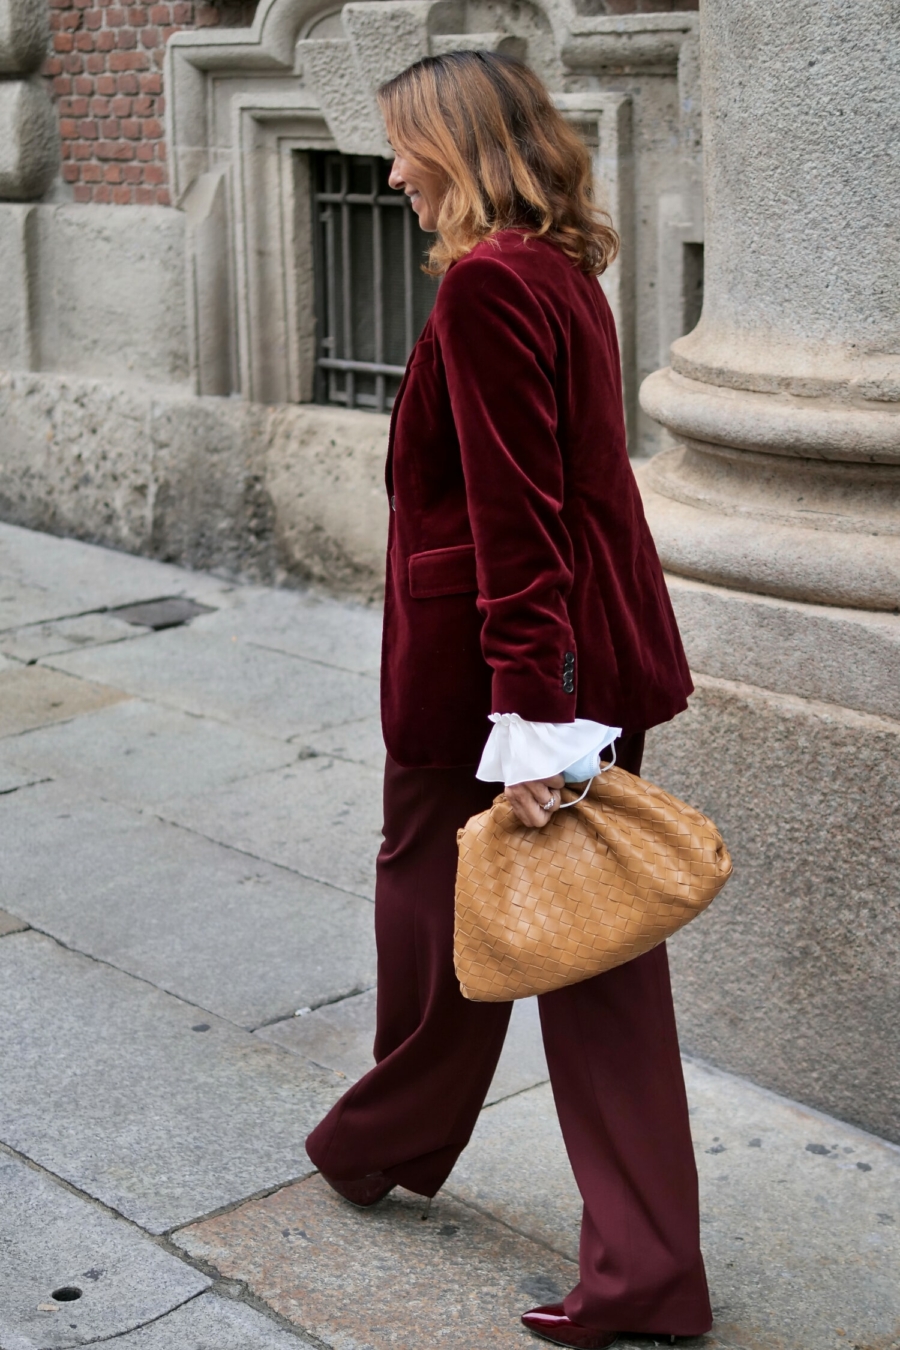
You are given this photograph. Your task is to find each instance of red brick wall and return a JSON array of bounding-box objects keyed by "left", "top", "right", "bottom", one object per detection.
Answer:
[
  {"left": 42, "top": 0, "right": 697, "bottom": 206},
  {"left": 44, "top": 1, "right": 258, "bottom": 206}
]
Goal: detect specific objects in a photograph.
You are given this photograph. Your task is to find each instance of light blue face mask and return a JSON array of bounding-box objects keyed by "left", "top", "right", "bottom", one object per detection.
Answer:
[
  {"left": 562, "top": 749, "right": 602, "bottom": 783},
  {"left": 559, "top": 740, "right": 617, "bottom": 806},
  {"left": 564, "top": 734, "right": 620, "bottom": 788}
]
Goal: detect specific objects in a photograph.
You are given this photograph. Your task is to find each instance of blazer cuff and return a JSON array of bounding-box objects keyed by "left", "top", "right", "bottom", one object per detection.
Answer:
[{"left": 489, "top": 667, "right": 576, "bottom": 725}]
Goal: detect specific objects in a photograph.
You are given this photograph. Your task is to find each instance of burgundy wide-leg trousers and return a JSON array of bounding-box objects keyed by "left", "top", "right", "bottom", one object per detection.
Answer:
[{"left": 306, "top": 736, "right": 712, "bottom": 1336}]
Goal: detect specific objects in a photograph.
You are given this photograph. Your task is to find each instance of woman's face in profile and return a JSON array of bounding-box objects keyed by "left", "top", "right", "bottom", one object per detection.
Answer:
[{"left": 388, "top": 147, "right": 446, "bottom": 232}]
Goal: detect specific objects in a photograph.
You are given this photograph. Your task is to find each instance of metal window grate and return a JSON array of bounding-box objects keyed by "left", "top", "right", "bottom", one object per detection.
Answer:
[{"left": 311, "top": 153, "right": 439, "bottom": 413}]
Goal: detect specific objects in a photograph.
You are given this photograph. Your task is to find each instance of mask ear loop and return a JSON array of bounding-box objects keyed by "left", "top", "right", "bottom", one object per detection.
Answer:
[{"left": 558, "top": 741, "right": 616, "bottom": 809}]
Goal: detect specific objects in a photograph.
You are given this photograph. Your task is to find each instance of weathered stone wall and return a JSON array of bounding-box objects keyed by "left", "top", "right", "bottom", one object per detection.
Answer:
[{"left": 0, "top": 368, "right": 390, "bottom": 598}]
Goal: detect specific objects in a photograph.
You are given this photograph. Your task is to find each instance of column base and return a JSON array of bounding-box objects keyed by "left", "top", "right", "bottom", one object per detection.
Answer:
[
  {"left": 636, "top": 444, "right": 900, "bottom": 611},
  {"left": 642, "top": 575, "right": 900, "bottom": 1143}
]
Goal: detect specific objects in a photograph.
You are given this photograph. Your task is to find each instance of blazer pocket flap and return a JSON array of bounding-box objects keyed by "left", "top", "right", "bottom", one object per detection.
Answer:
[{"left": 408, "top": 544, "right": 478, "bottom": 599}]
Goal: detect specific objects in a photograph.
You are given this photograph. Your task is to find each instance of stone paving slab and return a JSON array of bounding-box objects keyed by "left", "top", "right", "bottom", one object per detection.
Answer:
[
  {"left": 447, "top": 1083, "right": 580, "bottom": 1260},
  {"left": 258, "top": 990, "right": 379, "bottom": 1081},
  {"left": 0, "top": 522, "right": 233, "bottom": 631},
  {"left": 175, "top": 1173, "right": 581, "bottom": 1350},
  {"left": 486, "top": 996, "right": 549, "bottom": 1106},
  {"left": 0, "top": 907, "right": 30, "bottom": 936},
  {"left": 193, "top": 586, "right": 383, "bottom": 677},
  {"left": 0, "top": 932, "right": 344, "bottom": 1234},
  {"left": 0, "top": 780, "right": 376, "bottom": 1028},
  {"left": 259, "top": 991, "right": 548, "bottom": 1107},
  {"left": 7, "top": 698, "right": 297, "bottom": 807},
  {"left": 0, "top": 611, "right": 143, "bottom": 663},
  {"left": 300, "top": 715, "right": 386, "bottom": 771},
  {"left": 0, "top": 755, "right": 48, "bottom": 793},
  {"left": 448, "top": 1064, "right": 900, "bottom": 1350},
  {"left": 104, "top": 1293, "right": 317, "bottom": 1350},
  {"left": 160, "top": 756, "right": 384, "bottom": 901},
  {"left": 0, "top": 1148, "right": 209, "bottom": 1350},
  {"left": 45, "top": 628, "right": 380, "bottom": 742},
  {"left": 0, "top": 665, "right": 129, "bottom": 738},
  {"left": 683, "top": 1059, "right": 900, "bottom": 1350}
]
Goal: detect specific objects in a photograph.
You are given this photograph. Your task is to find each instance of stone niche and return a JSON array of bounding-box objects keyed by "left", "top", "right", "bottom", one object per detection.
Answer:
[{"left": 165, "top": 0, "right": 702, "bottom": 451}]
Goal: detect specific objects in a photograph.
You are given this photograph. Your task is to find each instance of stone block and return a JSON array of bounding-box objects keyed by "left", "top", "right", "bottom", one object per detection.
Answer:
[
  {"left": 0, "top": 665, "right": 129, "bottom": 738},
  {"left": 642, "top": 674, "right": 900, "bottom": 1142},
  {"left": 159, "top": 755, "right": 384, "bottom": 901},
  {"left": 264, "top": 402, "right": 390, "bottom": 600},
  {"left": 9, "top": 699, "right": 296, "bottom": 807},
  {"left": 106, "top": 1293, "right": 317, "bottom": 1350},
  {"left": 32, "top": 206, "right": 188, "bottom": 385},
  {"left": 0, "top": 932, "right": 343, "bottom": 1232},
  {"left": 0, "top": 78, "right": 59, "bottom": 201},
  {"left": 0, "top": 1148, "right": 209, "bottom": 1349},
  {"left": 175, "top": 1173, "right": 580, "bottom": 1350},
  {"left": 668, "top": 573, "right": 900, "bottom": 721},
  {"left": 295, "top": 39, "right": 387, "bottom": 157},
  {"left": 0, "top": 204, "right": 33, "bottom": 370},
  {"left": 0, "top": 781, "right": 377, "bottom": 1029},
  {"left": 0, "top": 375, "right": 155, "bottom": 559},
  {"left": 45, "top": 627, "right": 380, "bottom": 743},
  {"left": 0, "top": 377, "right": 390, "bottom": 598},
  {"left": 0, "top": 0, "right": 50, "bottom": 75},
  {"left": 147, "top": 392, "right": 276, "bottom": 579}
]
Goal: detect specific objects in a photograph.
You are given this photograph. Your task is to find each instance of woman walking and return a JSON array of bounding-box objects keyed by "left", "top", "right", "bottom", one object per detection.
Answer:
[{"left": 306, "top": 51, "right": 712, "bottom": 1348}]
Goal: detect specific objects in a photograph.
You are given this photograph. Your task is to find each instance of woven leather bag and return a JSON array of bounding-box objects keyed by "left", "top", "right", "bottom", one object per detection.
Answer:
[{"left": 454, "top": 765, "right": 732, "bottom": 1001}]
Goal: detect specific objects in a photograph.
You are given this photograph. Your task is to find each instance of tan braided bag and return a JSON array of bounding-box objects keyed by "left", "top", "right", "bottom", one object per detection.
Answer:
[{"left": 454, "top": 765, "right": 732, "bottom": 1001}]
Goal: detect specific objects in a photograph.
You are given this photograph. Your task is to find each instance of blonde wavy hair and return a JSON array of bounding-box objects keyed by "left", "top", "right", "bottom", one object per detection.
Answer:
[{"left": 377, "top": 50, "right": 618, "bottom": 277}]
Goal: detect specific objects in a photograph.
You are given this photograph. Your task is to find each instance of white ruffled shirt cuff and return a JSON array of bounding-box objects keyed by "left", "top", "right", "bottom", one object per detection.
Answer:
[{"left": 476, "top": 713, "right": 621, "bottom": 788}]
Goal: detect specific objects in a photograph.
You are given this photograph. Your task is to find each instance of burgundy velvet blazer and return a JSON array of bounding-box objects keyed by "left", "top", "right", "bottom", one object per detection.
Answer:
[{"left": 381, "top": 229, "right": 692, "bottom": 769}]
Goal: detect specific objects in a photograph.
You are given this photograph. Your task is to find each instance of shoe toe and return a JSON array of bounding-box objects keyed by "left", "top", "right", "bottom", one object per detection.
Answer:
[
  {"left": 521, "top": 1305, "right": 618, "bottom": 1349},
  {"left": 320, "top": 1170, "right": 396, "bottom": 1208}
]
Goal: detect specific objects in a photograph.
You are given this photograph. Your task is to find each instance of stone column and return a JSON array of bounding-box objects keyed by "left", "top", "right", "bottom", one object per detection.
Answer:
[
  {"left": 638, "top": 0, "right": 899, "bottom": 611},
  {"left": 0, "top": 0, "right": 59, "bottom": 200},
  {"left": 634, "top": 0, "right": 900, "bottom": 1144}
]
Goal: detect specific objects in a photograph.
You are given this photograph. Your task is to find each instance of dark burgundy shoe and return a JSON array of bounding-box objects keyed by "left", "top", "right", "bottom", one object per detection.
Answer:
[
  {"left": 319, "top": 1169, "right": 396, "bottom": 1208},
  {"left": 521, "top": 1304, "right": 619, "bottom": 1348}
]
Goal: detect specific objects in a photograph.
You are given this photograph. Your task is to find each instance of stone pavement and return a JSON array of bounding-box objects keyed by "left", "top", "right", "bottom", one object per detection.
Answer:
[{"left": 0, "top": 521, "right": 897, "bottom": 1350}]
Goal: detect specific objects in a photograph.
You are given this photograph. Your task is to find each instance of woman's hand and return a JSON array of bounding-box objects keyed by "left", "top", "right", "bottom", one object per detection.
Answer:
[{"left": 505, "top": 774, "right": 566, "bottom": 828}]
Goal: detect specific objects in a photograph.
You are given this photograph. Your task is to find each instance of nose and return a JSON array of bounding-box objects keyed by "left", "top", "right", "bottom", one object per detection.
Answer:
[{"left": 388, "top": 158, "right": 405, "bottom": 191}]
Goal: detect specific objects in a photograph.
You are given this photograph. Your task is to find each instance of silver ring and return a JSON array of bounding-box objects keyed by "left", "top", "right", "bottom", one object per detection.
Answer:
[{"left": 542, "top": 797, "right": 556, "bottom": 811}]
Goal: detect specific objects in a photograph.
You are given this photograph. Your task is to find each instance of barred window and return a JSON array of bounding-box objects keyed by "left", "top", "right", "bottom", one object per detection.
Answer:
[{"left": 312, "top": 153, "right": 439, "bottom": 413}]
